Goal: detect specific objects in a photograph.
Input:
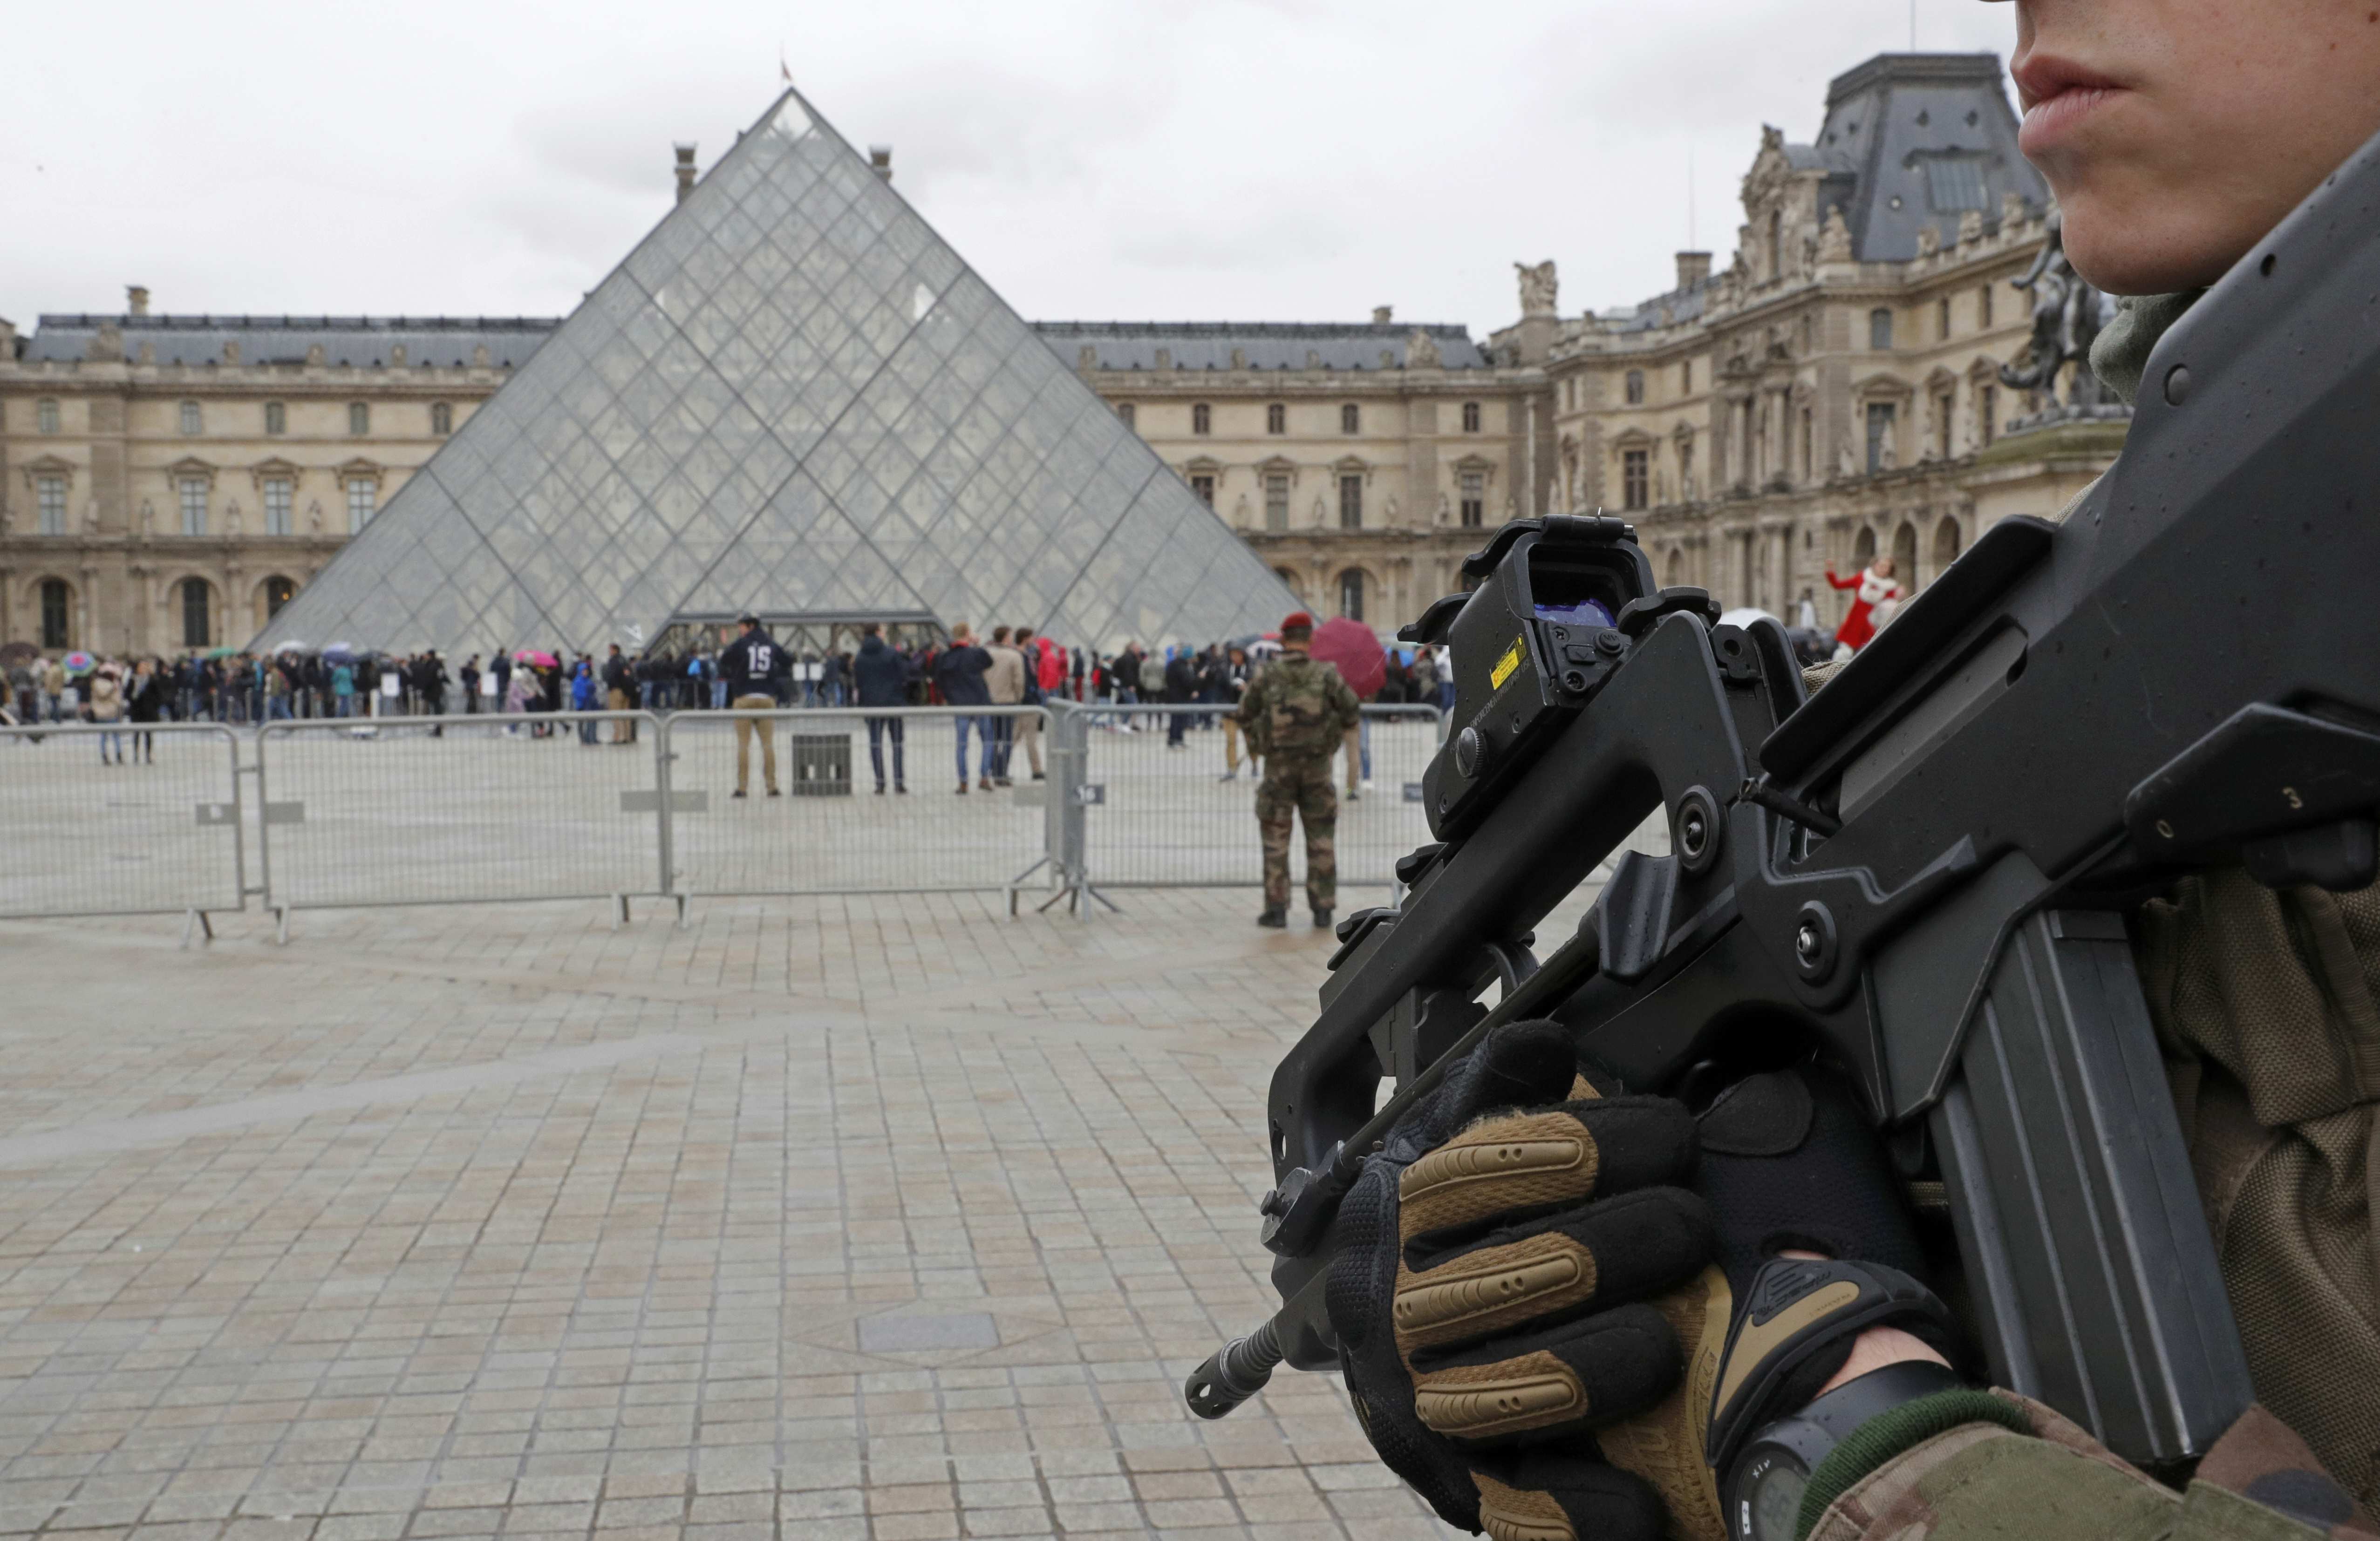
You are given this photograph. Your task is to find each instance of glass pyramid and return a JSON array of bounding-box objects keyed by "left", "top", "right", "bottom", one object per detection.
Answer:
[{"left": 253, "top": 90, "right": 1295, "bottom": 658}]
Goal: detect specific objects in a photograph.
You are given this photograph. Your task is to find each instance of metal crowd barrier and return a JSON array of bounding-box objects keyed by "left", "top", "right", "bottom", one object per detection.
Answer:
[
  {"left": 0, "top": 696, "right": 1453, "bottom": 932},
  {"left": 0, "top": 721, "right": 245, "bottom": 934},
  {"left": 1045, "top": 701, "right": 1446, "bottom": 903},
  {"left": 254, "top": 712, "right": 668, "bottom": 927},
  {"left": 657, "top": 706, "right": 1054, "bottom": 899}
]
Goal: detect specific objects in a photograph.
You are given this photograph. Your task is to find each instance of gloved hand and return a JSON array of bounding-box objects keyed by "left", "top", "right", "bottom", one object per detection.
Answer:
[
  {"left": 1327, "top": 1020, "right": 1712, "bottom": 1541},
  {"left": 1330, "top": 1021, "right": 1962, "bottom": 1541}
]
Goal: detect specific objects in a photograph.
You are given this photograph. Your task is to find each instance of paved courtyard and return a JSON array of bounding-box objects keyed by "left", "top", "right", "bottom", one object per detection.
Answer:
[{"left": 0, "top": 887, "right": 1502, "bottom": 1541}]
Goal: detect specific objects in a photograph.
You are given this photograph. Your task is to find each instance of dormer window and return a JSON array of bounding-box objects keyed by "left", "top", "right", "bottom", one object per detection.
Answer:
[{"left": 1922, "top": 155, "right": 1991, "bottom": 213}]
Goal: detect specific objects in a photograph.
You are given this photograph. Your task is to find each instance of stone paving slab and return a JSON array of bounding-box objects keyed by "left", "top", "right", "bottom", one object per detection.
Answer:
[{"left": 0, "top": 889, "right": 1548, "bottom": 1539}]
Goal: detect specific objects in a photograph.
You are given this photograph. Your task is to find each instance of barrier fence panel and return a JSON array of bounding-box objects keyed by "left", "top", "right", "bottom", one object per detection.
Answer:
[
  {"left": 256, "top": 712, "right": 665, "bottom": 910},
  {"left": 0, "top": 723, "right": 245, "bottom": 919},
  {"left": 661, "top": 706, "right": 1054, "bottom": 896},
  {"left": 1071, "top": 703, "right": 1444, "bottom": 889}
]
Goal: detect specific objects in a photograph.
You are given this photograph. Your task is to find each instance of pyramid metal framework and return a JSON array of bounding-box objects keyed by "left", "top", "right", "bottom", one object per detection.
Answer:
[{"left": 254, "top": 90, "right": 1296, "bottom": 658}]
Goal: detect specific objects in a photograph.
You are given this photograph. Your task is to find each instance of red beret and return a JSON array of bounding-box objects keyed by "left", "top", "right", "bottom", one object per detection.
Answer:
[{"left": 1281, "top": 611, "right": 1315, "bottom": 633}]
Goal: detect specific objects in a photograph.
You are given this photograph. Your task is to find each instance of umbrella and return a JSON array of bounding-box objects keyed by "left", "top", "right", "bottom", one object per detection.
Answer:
[
  {"left": 62, "top": 652, "right": 95, "bottom": 676},
  {"left": 203, "top": 645, "right": 239, "bottom": 659},
  {"left": 322, "top": 643, "right": 360, "bottom": 664},
  {"left": 1309, "top": 617, "right": 1386, "bottom": 700},
  {"left": 273, "top": 640, "right": 307, "bottom": 654},
  {"left": 513, "top": 648, "right": 559, "bottom": 668}
]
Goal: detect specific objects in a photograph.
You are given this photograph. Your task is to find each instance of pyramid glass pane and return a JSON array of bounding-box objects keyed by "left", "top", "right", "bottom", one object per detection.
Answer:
[{"left": 253, "top": 86, "right": 1294, "bottom": 659}]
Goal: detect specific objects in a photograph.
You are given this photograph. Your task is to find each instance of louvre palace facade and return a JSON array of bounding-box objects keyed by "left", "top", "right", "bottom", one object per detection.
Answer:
[{"left": 0, "top": 50, "right": 2120, "bottom": 657}]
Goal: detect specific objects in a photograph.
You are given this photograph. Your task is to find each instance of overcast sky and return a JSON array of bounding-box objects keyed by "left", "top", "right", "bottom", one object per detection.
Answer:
[{"left": 3, "top": 0, "right": 2019, "bottom": 337}]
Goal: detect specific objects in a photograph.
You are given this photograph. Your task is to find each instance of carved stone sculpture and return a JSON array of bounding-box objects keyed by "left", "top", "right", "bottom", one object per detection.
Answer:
[
  {"left": 1405, "top": 329, "right": 1443, "bottom": 369},
  {"left": 1514, "top": 260, "right": 1559, "bottom": 317},
  {"left": 1817, "top": 208, "right": 1854, "bottom": 264}
]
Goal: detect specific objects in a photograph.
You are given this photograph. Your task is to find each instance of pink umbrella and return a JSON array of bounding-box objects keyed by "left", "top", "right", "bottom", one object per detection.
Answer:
[
  {"left": 512, "top": 648, "right": 559, "bottom": 668},
  {"left": 1309, "top": 617, "right": 1385, "bottom": 700}
]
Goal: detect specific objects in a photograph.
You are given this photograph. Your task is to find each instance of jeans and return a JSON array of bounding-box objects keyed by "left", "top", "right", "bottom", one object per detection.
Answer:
[
  {"left": 992, "top": 714, "right": 1016, "bottom": 777},
  {"left": 268, "top": 697, "right": 293, "bottom": 721},
  {"left": 1166, "top": 706, "right": 1188, "bottom": 747},
  {"left": 866, "top": 716, "right": 906, "bottom": 788},
  {"left": 98, "top": 729, "right": 124, "bottom": 762},
  {"left": 953, "top": 714, "right": 995, "bottom": 782}
]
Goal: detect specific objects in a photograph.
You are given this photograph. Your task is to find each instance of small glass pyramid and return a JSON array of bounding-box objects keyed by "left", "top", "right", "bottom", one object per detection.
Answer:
[{"left": 254, "top": 91, "right": 1296, "bottom": 657}]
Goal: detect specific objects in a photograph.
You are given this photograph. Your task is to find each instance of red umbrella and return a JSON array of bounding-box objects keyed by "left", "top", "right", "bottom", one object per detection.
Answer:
[{"left": 1309, "top": 617, "right": 1385, "bottom": 700}]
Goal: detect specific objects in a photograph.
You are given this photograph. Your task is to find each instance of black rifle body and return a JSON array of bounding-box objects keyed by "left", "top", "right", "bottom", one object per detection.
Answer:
[{"left": 1209, "top": 129, "right": 2380, "bottom": 1467}]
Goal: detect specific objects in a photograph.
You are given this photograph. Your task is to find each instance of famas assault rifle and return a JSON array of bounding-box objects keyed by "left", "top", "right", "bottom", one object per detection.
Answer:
[{"left": 1186, "top": 127, "right": 2380, "bottom": 1470}]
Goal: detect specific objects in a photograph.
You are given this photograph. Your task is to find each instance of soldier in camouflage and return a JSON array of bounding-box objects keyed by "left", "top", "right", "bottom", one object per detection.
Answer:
[{"left": 1236, "top": 611, "right": 1361, "bottom": 930}]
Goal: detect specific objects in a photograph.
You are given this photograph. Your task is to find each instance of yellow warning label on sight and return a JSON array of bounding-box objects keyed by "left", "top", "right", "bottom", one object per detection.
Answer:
[{"left": 1490, "top": 637, "right": 1524, "bottom": 690}]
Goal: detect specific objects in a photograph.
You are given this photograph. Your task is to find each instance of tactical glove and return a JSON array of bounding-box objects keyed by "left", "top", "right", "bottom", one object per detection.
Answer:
[
  {"left": 1330, "top": 1024, "right": 1962, "bottom": 1541},
  {"left": 1328, "top": 1020, "right": 1713, "bottom": 1541}
]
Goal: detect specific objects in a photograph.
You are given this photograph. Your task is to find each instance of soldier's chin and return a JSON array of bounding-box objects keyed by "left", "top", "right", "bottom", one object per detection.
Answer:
[{"left": 2058, "top": 197, "right": 2254, "bottom": 296}]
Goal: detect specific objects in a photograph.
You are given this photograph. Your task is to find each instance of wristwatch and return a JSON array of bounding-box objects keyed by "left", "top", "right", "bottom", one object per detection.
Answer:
[{"left": 1723, "top": 1358, "right": 1964, "bottom": 1541}]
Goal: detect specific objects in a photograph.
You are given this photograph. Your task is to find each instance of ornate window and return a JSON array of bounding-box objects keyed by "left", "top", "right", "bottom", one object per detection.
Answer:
[
  {"left": 1933, "top": 517, "right": 1963, "bottom": 573},
  {"left": 1461, "top": 401, "right": 1482, "bottom": 433},
  {"left": 1869, "top": 308, "right": 1895, "bottom": 351},
  {"left": 35, "top": 475, "right": 67, "bottom": 535},
  {"left": 1979, "top": 284, "right": 1995, "bottom": 329},
  {"left": 179, "top": 401, "right": 203, "bottom": 435},
  {"left": 1865, "top": 402, "right": 1897, "bottom": 474},
  {"left": 1980, "top": 385, "right": 1998, "bottom": 448},
  {"left": 1936, "top": 389, "right": 1956, "bottom": 458},
  {"left": 1337, "top": 569, "right": 1365, "bottom": 622},
  {"left": 1266, "top": 403, "right": 1285, "bottom": 435},
  {"left": 1624, "top": 371, "right": 1646, "bottom": 406},
  {"left": 178, "top": 477, "right": 208, "bottom": 536},
  {"left": 1622, "top": 448, "right": 1650, "bottom": 511},
  {"left": 347, "top": 479, "right": 376, "bottom": 530},
  {"left": 1337, "top": 474, "right": 1363, "bottom": 530},
  {"left": 263, "top": 477, "right": 293, "bottom": 536},
  {"left": 40, "top": 578, "right": 72, "bottom": 649},
  {"left": 1459, "top": 471, "right": 1485, "bottom": 529},
  {"left": 1192, "top": 403, "right": 1211, "bottom": 435},
  {"left": 1680, "top": 360, "right": 1693, "bottom": 394},
  {"left": 1189, "top": 473, "right": 1215, "bottom": 506},
  {"left": 264, "top": 401, "right": 287, "bottom": 435},
  {"left": 1116, "top": 402, "right": 1135, "bottom": 429},
  {"left": 348, "top": 401, "right": 370, "bottom": 435},
  {"left": 1341, "top": 403, "right": 1360, "bottom": 435},
  {"left": 1938, "top": 297, "right": 1952, "bottom": 341},
  {"left": 180, "top": 577, "right": 211, "bottom": 648},
  {"left": 264, "top": 575, "right": 296, "bottom": 618},
  {"left": 36, "top": 398, "right": 60, "bottom": 435},
  {"left": 1678, "top": 436, "right": 1697, "bottom": 496},
  {"left": 431, "top": 401, "right": 454, "bottom": 435},
  {"left": 1264, "top": 474, "right": 1290, "bottom": 532}
]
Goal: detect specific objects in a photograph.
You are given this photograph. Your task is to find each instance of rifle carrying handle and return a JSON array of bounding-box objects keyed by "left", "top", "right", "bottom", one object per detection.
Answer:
[{"left": 1184, "top": 1318, "right": 1286, "bottom": 1419}]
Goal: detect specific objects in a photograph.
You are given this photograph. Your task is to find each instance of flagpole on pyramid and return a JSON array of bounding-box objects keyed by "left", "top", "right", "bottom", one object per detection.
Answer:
[{"left": 779, "top": 48, "right": 791, "bottom": 88}]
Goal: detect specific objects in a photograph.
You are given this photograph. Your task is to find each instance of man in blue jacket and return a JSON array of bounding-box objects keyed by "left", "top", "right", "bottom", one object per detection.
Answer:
[
  {"left": 931, "top": 623, "right": 995, "bottom": 794},
  {"left": 852, "top": 622, "right": 909, "bottom": 794}
]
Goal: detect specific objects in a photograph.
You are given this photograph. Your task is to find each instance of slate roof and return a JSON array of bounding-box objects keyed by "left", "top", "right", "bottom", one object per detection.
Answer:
[
  {"left": 24, "top": 315, "right": 561, "bottom": 369},
  {"left": 1033, "top": 320, "right": 1490, "bottom": 372},
  {"left": 1809, "top": 53, "right": 2046, "bottom": 263}
]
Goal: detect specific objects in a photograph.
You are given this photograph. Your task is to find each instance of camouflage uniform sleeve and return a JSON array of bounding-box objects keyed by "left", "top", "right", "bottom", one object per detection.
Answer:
[
  {"left": 1236, "top": 671, "right": 1269, "bottom": 754},
  {"left": 1328, "top": 667, "right": 1362, "bottom": 735},
  {"left": 1807, "top": 1396, "right": 2374, "bottom": 1541}
]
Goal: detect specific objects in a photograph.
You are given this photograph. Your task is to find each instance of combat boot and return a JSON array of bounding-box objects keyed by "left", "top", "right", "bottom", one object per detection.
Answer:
[
  {"left": 1256, "top": 907, "right": 1288, "bottom": 929},
  {"left": 1312, "top": 907, "right": 1333, "bottom": 931}
]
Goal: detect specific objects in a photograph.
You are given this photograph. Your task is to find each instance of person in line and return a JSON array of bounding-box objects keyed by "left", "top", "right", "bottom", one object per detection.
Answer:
[
  {"left": 852, "top": 622, "right": 909, "bottom": 794},
  {"left": 87, "top": 664, "right": 126, "bottom": 765},
  {"left": 719, "top": 615, "right": 785, "bottom": 798},
  {"left": 933, "top": 623, "right": 995, "bottom": 794},
  {"left": 602, "top": 644, "right": 638, "bottom": 744},
  {"left": 459, "top": 655, "right": 481, "bottom": 715},
  {"left": 1218, "top": 645, "right": 1258, "bottom": 782},
  {"left": 1163, "top": 644, "right": 1200, "bottom": 749},
  {"left": 1012, "top": 627, "right": 1053, "bottom": 782},
  {"left": 1237, "top": 611, "right": 1359, "bottom": 930},
  {"left": 125, "top": 658, "right": 164, "bottom": 763},
  {"left": 983, "top": 626, "right": 1027, "bottom": 787},
  {"left": 569, "top": 661, "right": 600, "bottom": 744}
]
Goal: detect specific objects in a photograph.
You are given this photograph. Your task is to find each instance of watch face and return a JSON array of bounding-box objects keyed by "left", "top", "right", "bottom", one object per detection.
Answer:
[{"left": 1735, "top": 1452, "right": 1809, "bottom": 1541}]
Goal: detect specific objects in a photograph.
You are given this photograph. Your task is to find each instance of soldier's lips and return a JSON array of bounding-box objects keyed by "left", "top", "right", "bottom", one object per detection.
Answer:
[{"left": 2014, "top": 54, "right": 2128, "bottom": 156}]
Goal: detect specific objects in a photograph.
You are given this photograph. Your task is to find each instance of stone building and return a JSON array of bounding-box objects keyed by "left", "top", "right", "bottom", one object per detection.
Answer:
[
  {"left": 0, "top": 50, "right": 2120, "bottom": 655},
  {"left": 1506, "top": 52, "right": 2124, "bottom": 625},
  {"left": 0, "top": 299, "right": 549, "bottom": 653},
  {"left": 1037, "top": 318, "right": 1551, "bottom": 631}
]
